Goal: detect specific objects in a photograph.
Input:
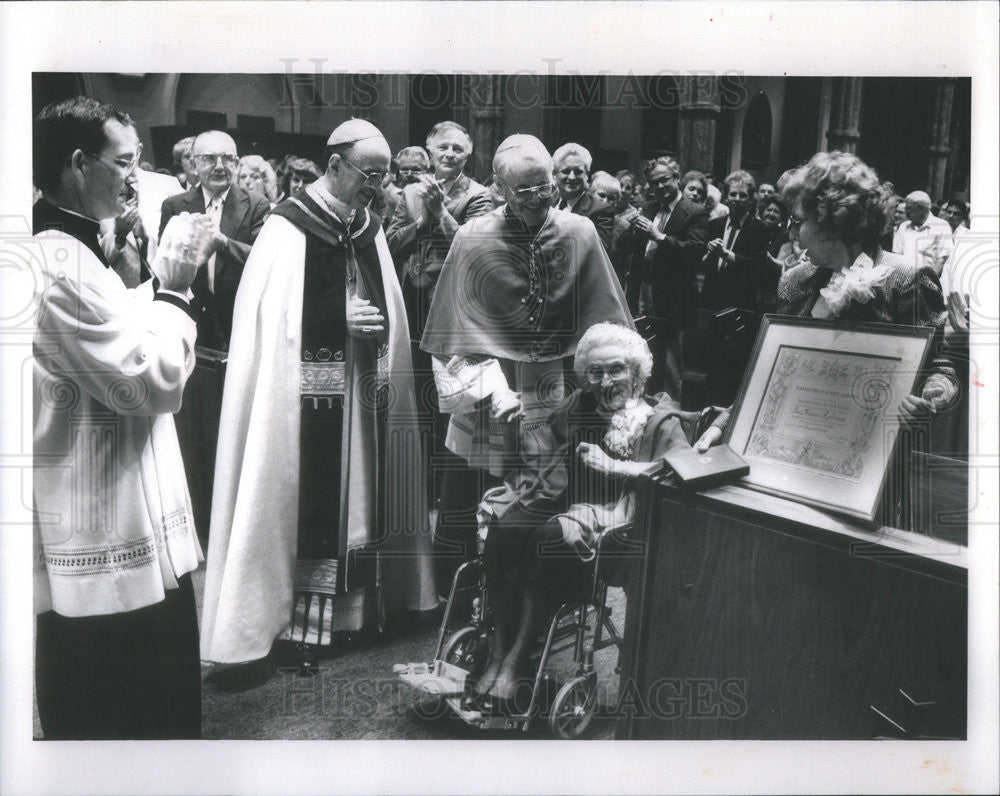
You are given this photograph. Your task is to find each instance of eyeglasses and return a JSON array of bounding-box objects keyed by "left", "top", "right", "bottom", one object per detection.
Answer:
[
  {"left": 85, "top": 143, "right": 143, "bottom": 174},
  {"left": 649, "top": 175, "right": 677, "bottom": 187},
  {"left": 193, "top": 153, "right": 239, "bottom": 169},
  {"left": 585, "top": 362, "right": 630, "bottom": 384},
  {"left": 397, "top": 167, "right": 426, "bottom": 176},
  {"left": 342, "top": 157, "right": 387, "bottom": 187},
  {"left": 789, "top": 213, "right": 809, "bottom": 230},
  {"left": 510, "top": 182, "right": 557, "bottom": 201}
]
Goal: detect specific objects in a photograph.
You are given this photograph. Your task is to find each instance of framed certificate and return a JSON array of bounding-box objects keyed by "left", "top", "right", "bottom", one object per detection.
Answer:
[{"left": 725, "top": 316, "right": 935, "bottom": 522}]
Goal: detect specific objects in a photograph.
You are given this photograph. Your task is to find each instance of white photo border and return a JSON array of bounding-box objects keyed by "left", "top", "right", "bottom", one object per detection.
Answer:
[{"left": 1, "top": 2, "right": 997, "bottom": 795}]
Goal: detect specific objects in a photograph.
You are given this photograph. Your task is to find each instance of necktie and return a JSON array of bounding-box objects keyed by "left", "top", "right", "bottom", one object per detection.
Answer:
[
  {"left": 206, "top": 195, "right": 223, "bottom": 293},
  {"left": 719, "top": 221, "right": 740, "bottom": 271}
]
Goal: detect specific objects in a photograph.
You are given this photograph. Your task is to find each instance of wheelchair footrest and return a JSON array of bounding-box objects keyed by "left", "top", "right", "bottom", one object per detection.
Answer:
[
  {"left": 444, "top": 697, "right": 529, "bottom": 730},
  {"left": 393, "top": 660, "right": 468, "bottom": 697}
]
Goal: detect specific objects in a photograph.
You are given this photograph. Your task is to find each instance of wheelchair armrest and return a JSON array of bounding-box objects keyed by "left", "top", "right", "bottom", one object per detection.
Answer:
[
  {"left": 592, "top": 522, "right": 639, "bottom": 588},
  {"left": 595, "top": 521, "right": 633, "bottom": 546},
  {"left": 476, "top": 485, "right": 516, "bottom": 536},
  {"left": 592, "top": 522, "right": 636, "bottom": 564}
]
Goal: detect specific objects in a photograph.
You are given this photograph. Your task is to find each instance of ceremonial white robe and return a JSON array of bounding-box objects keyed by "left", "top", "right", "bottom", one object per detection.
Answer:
[
  {"left": 201, "top": 211, "right": 437, "bottom": 664},
  {"left": 32, "top": 228, "right": 202, "bottom": 617}
]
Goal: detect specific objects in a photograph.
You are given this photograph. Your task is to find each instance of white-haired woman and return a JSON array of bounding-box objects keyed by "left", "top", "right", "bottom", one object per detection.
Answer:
[
  {"left": 236, "top": 155, "right": 279, "bottom": 206},
  {"left": 473, "top": 322, "right": 707, "bottom": 708}
]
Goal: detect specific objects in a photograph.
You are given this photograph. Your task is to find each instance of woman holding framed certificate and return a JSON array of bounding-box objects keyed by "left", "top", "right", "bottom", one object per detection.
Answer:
[
  {"left": 774, "top": 151, "right": 957, "bottom": 416},
  {"left": 696, "top": 151, "right": 959, "bottom": 524}
]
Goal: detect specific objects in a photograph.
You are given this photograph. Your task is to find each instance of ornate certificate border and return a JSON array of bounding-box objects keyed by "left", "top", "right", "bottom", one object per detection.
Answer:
[{"left": 725, "top": 316, "right": 935, "bottom": 523}]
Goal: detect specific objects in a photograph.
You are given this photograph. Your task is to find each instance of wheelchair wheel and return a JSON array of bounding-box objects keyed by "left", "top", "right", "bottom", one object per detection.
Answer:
[
  {"left": 548, "top": 675, "right": 597, "bottom": 739},
  {"left": 441, "top": 626, "right": 491, "bottom": 679}
]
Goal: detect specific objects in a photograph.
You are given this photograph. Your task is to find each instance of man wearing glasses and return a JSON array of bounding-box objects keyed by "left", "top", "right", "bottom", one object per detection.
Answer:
[
  {"left": 158, "top": 130, "right": 270, "bottom": 351},
  {"left": 552, "top": 142, "right": 615, "bottom": 255},
  {"left": 382, "top": 145, "right": 430, "bottom": 227},
  {"left": 31, "top": 96, "right": 209, "bottom": 738},
  {"left": 419, "top": 134, "right": 632, "bottom": 595},
  {"left": 201, "top": 119, "right": 436, "bottom": 686},
  {"left": 618, "top": 155, "right": 709, "bottom": 397}
]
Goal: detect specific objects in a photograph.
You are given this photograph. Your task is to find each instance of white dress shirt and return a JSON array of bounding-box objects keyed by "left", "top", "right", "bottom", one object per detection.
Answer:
[
  {"left": 892, "top": 213, "right": 954, "bottom": 274},
  {"left": 202, "top": 185, "right": 231, "bottom": 293}
]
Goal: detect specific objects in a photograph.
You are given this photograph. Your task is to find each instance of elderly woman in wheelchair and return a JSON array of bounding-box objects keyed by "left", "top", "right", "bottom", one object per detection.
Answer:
[{"left": 470, "top": 321, "right": 718, "bottom": 711}]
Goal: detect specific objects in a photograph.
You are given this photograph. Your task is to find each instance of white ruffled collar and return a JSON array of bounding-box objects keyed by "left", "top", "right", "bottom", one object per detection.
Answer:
[
  {"left": 602, "top": 398, "right": 654, "bottom": 458},
  {"left": 816, "top": 252, "right": 891, "bottom": 317}
]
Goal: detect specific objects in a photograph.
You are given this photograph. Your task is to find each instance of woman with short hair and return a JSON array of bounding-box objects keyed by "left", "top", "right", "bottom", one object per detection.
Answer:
[
  {"left": 280, "top": 157, "right": 322, "bottom": 201},
  {"left": 697, "top": 152, "right": 957, "bottom": 525},
  {"left": 679, "top": 170, "right": 709, "bottom": 205}
]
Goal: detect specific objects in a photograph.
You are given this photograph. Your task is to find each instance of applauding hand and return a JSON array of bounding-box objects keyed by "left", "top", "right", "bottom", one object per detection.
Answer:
[{"left": 631, "top": 214, "right": 664, "bottom": 242}]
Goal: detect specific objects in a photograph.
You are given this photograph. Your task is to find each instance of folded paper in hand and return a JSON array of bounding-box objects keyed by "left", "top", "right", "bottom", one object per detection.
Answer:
[{"left": 665, "top": 444, "right": 749, "bottom": 490}]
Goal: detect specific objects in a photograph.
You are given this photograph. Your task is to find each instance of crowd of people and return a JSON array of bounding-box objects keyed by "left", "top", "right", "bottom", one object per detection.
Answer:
[{"left": 31, "top": 95, "right": 969, "bottom": 739}]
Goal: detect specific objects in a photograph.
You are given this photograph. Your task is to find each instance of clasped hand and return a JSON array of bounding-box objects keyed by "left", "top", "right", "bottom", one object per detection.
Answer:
[
  {"left": 630, "top": 214, "right": 664, "bottom": 242},
  {"left": 577, "top": 442, "right": 619, "bottom": 475},
  {"left": 154, "top": 212, "right": 216, "bottom": 292},
  {"left": 898, "top": 393, "right": 939, "bottom": 425},
  {"left": 490, "top": 388, "right": 524, "bottom": 423},
  {"left": 346, "top": 296, "right": 385, "bottom": 338},
  {"left": 418, "top": 175, "right": 445, "bottom": 219},
  {"left": 113, "top": 203, "right": 143, "bottom": 239}
]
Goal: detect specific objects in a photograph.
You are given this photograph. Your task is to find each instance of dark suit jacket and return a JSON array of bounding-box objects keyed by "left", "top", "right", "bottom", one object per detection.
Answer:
[
  {"left": 619, "top": 196, "right": 709, "bottom": 326},
  {"left": 386, "top": 174, "right": 493, "bottom": 340},
  {"left": 159, "top": 184, "right": 270, "bottom": 349},
  {"left": 563, "top": 192, "right": 615, "bottom": 255},
  {"left": 700, "top": 214, "right": 772, "bottom": 312}
]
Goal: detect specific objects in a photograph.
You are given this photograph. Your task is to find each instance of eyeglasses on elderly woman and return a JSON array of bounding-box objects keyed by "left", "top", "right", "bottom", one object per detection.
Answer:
[{"left": 584, "top": 362, "right": 630, "bottom": 384}]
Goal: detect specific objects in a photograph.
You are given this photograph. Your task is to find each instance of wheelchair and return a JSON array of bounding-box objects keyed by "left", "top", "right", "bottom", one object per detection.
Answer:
[{"left": 395, "top": 498, "right": 639, "bottom": 739}]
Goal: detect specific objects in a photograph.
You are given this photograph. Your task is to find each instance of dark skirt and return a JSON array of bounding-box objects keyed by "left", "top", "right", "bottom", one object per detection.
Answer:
[
  {"left": 35, "top": 573, "right": 200, "bottom": 740},
  {"left": 484, "top": 502, "right": 593, "bottom": 609}
]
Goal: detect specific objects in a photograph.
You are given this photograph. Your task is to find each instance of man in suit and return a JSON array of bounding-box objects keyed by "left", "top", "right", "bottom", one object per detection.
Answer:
[
  {"left": 159, "top": 130, "right": 270, "bottom": 351},
  {"left": 618, "top": 155, "right": 709, "bottom": 397},
  {"left": 552, "top": 142, "right": 615, "bottom": 254},
  {"left": 159, "top": 131, "right": 269, "bottom": 544},
  {"left": 700, "top": 170, "right": 773, "bottom": 405},
  {"left": 701, "top": 169, "right": 772, "bottom": 313}
]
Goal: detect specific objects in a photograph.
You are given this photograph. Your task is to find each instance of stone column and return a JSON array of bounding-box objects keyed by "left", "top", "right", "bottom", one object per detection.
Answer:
[
  {"left": 676, "top": 75, "right": 720, "bottom": 175},
  {"left": 924, "top": 78, "right": 956, "bottom": 200},
  {"left": 459, "top": 74, "right": 504, "bottom": 183},
  {"left": 826, "top": 77, "right": 864, "bottom": 153}
]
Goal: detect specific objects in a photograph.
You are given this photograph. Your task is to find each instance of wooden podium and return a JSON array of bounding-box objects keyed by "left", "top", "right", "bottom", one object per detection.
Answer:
[{"left": 616, "top": 480, "right": 967, "bottom": 740}]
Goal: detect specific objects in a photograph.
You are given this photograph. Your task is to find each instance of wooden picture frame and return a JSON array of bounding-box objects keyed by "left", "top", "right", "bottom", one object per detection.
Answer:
[{"left": 724, "top": 316, "right": 935, "bottom": 523}]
